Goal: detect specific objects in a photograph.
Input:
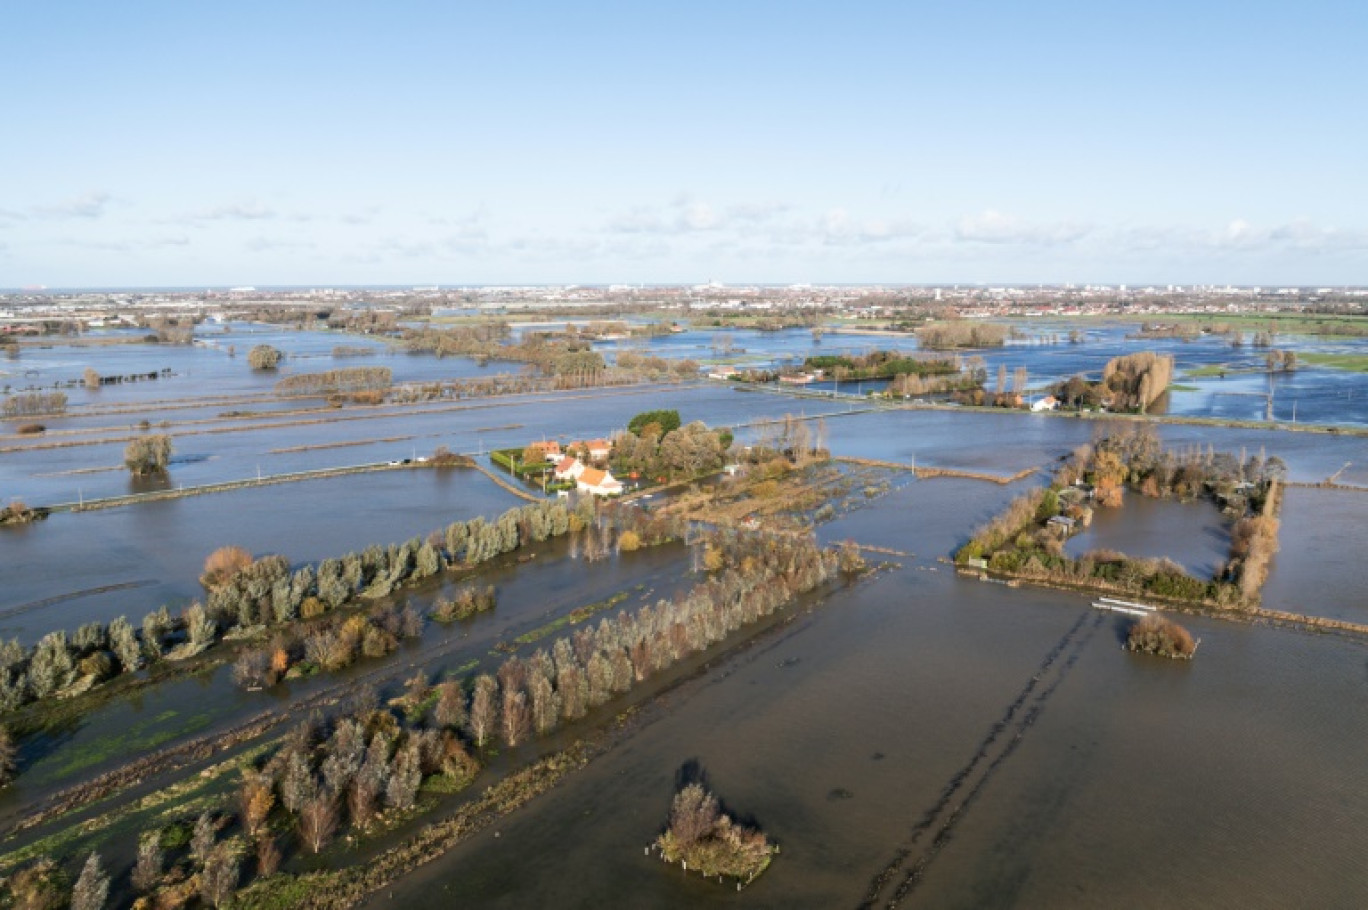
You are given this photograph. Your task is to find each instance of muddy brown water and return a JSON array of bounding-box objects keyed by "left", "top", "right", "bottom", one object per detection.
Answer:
[{"left": 364, "top": 478, "right": 1368, "bottom": 909}]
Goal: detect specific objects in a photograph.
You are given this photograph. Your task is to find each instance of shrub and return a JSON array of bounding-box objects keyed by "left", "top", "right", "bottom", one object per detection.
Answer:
[
  {"left": 248, "top": 344, "right": 283, "bottom": 370},
  {"left": 202, "top": 546, "right": 253, "bottom": 589},
  {"left": 125, "top": 434, "right": 172, "bottom": 475},
  {"left": 1126, "top": 614, "right": 1197, "bottom": 659},
  {"left": 617, "top": 530, "right": 641, "bottom": 552}
]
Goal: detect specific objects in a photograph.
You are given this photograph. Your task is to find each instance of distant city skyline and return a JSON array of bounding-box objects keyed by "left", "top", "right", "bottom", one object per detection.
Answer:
[{"left": 2, "top": 0, "right": 1365, "bottom": 287}]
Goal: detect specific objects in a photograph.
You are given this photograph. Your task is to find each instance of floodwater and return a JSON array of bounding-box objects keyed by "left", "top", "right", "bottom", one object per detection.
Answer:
[
  {"left": 0, "top": 537, "right": 699, "bottom": 813},
  {"left": 0, "top": 468, "right": 522, "bottom": 643},
  {"left": 1064, "top": 494, "right": 1230, "bottom": 580},
  {"left": 4, "top": 325, "right": 1368, "bottom": 907},
  {"left": 370, "top": 478, "right": 1368, "bottom": 909}
]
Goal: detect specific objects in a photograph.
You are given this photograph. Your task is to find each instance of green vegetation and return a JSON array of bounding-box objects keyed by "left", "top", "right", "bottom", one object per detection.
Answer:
[
  {"left": 627, "top": 409, "right": 681, "bottom": 436},
  {"left": 44, "top": 710, "right": 212, "bottom": 779},
  {"left": 803, "top": 350, "right": 958, "bottom": 380},
  {"left": 490, "top": 448, "right": 553, "bottom": 478},
  {"left": 1299, "top": 352, "right": 1368, "bottom": 372},
  {"left": 508, "top": 591, "right": 630, "bottom": 648},
  {"left": 656, "top": 783, "right": 775, "bottom": 883},
  {"left": 612, "top": 413, "right": 729, "bottom": 481}
]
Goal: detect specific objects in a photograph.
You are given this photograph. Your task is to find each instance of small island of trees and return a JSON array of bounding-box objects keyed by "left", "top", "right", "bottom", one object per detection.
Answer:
[
  {"left": 655, "top": 782, "right": 776, "bottom": 885},
  {"left": 124, "top": 434, "right": 173, "bottom": 476},
  {"left": 1051, "top": 351, "right": 1174, "bottom": 414},
  {"left": 956, "top": 427, "right": 1283, "bottom": 609},
  {"left": 1127, "top": 614, "right": 1198, "bottom": 659},
  {"left": 247, "top": 344, "right": 283, "bottom": 370}
]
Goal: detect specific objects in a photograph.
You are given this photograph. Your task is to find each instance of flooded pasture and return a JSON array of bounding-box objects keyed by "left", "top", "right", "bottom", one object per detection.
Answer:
[{"left": 2, "top": 321, "right": 1367, "bottom": 908}]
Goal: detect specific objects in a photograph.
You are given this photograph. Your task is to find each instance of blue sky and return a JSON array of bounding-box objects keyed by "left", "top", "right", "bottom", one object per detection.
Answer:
[{"left": 1, "top": 0, "right": 1365, "bottom": 287}]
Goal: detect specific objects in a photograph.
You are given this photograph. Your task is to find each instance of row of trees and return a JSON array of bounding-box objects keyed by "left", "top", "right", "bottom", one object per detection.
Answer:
[
  {"left": 10, "top": 692, "right": 480, "bottom": 908},
  {"left": 7, "top": 525, "right": 836, "bottom": 903},
  {"left": 0, "top": 499, "right": 583, "bottom": 717},
  {"left": 456, "top": 529, "right": 835, "bottom": 753},
  {"left": 232, "top": 601, "right": 424, "bottom": 689},
  {"left": 804, "top": 350, "right": 959, "bottom": 380},
  {"left": 274, "top": 366, "right": 393, "bottom": 395},
  {"left": 915, "top": 321, "right": 1009, "bottom": 350},
  {"left": 2, "top": 391, "right": 67, "bottom": 417},
  {"left": 615, "top": 350, "right": 700, "bottom": 379}
]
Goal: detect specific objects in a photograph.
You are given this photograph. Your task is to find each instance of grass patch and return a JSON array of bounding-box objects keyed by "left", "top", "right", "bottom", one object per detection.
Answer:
[
  {"left": 1167, "top": 383, "right": 1199, "bottom": 391},
  {"left": 505, "top": 591, "right": 632, "bottom": 649},
  {"left": 40, "top": 710, "right": 212, "bottom": 780},
  {"left": 226, "top": 872, "right": 335, "bottom": 909},
  {"left": 1300, "top": 353, "right": 1368, "bottom": 372},
  {"left": 1185, "top": 364, "right": 1229, "bottom": 378}
]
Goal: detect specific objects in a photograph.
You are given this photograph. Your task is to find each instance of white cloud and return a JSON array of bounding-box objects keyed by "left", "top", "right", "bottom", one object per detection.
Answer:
[
  {"left": 32, "top": 191, "right": 112, "bottom": 219},
  {"left": 175, "top": 200, "right": 277, "bottom": 223},
  {"left": 245, "top": 236, "right": 315, "bottom": 253},
  {"left": 725, "top": 201, "right": 789, "bottom": 222},
  {"left": 955, "top": 209, "right": 1092, "bottom": 246}
]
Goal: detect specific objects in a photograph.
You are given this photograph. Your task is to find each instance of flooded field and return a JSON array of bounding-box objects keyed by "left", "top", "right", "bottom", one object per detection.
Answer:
[
  {"left": 370, "top": 480, "right": 1368, "bottom": 909},
  {"left": 2, "top": 319, "right": 1367, "bottom": 908},
  {"left": 1064, "top": 495, "right": 1230, "bottom": 579}
]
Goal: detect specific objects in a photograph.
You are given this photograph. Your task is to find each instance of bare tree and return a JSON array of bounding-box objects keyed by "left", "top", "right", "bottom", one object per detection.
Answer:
[
  {"left": 501, "top": 688, "right": 531, "bottom": 747},
  {"left": 299, "top": 794, "right": 339, "bottom": 854},
  {"left": 131, "top": 831, "right": 163, "bottom": 893},
  {"left": 668, "top": 783, "right": 719, "bottom": 848},
  {"left": 433, "top": 680, "right": 466, "bottom": 729},
  {"left": 469, "top": 674, "right": 498, "bottom": 748},
  {"left": 70, "top": 852, "right": 109, "bottom": 910},
  {"left": 255, "top": 835, "right": 282, "bottom": 878},
  {"left": 190, "top": 811, "right": 217, "bottom": 868},
  {"left": 240, "top": 773, "right": 275, "bottom": 838},
  {"left": 0, "top": 725, "right": 15, "bottom": 787},
  {"left": 199, "top": 844, "right": 240, "bottom": 908}
]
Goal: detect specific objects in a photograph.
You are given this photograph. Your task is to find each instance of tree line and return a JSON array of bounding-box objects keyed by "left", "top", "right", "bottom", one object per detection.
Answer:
[
  {"left": 0, "top": 500, "right": 582, "bottom": 719},
  {"left": 274, "top": 366, "right": 393, "bottom": 395},
  {"left": 915, "top": 321, "right": 1009, "bottom": 350},
  {"left": 1, "top": 526, "right": 837, "bottom": 905},
  {"left": 2, "top": 391, "right": 68, "bottom": 417}
]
